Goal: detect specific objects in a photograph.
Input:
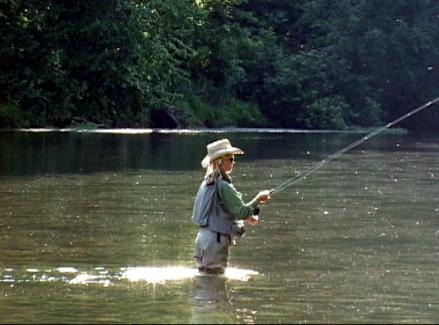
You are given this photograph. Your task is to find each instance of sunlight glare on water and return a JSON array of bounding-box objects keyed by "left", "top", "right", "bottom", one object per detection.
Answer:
[
  {"left": 121, "top": 266, "right": 258, "bottom": 283},
  {"left": 1, "top": 265, "right": 258, "bottom": 287}
]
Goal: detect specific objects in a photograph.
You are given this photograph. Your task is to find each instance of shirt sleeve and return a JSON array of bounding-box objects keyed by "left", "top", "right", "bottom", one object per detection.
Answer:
[{"left": 218, "top": 181, "right": 258, "bottom": 219}]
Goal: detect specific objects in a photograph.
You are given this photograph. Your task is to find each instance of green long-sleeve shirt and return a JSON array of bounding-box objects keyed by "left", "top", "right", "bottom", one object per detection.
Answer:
[{"left": 217, "top": 180, "right": 259, "bottom": 219}]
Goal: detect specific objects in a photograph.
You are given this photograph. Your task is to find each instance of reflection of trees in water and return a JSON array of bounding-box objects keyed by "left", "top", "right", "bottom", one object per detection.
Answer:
[
  {"left": 190, "top": 276, "right": 256, "bottom": 324},
  {"left": 190, "top": 276, "right": 233, "bottom": 323}
]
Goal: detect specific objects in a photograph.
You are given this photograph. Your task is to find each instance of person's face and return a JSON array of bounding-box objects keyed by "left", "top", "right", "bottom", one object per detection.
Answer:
[{"left": 220, "top": 155, "right": 235, "bottom": 173}]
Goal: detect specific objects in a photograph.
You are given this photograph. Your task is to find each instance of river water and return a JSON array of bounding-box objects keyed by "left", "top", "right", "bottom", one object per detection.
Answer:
[{"left": 0, "top": 129, "right": 438, "bottom": 323}]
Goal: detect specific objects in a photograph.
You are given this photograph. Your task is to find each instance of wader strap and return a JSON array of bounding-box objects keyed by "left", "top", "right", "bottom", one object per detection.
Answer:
[{"left": 216, "top": 232, "right": 232, "bottom": 244}]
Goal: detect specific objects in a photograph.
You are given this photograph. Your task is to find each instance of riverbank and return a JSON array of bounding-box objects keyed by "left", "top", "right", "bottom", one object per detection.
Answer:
[{"left": 0, "top": 126, "right": 409, "bottom": 135}]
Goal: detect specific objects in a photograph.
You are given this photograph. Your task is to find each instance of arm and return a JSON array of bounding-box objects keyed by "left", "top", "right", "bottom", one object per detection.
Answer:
[{"left": 218, "top": 181, "right": 270, "bottom": 220}]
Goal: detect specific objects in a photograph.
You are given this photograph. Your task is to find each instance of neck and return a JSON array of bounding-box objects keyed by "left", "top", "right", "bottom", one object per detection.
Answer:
[{"left": 219, "top": 168, "right": 232, "bottom": 183}]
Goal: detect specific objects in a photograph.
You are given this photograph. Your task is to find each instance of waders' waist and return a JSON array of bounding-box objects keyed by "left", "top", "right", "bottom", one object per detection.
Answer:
[{"left": 199, "top": 226, "right": 231, "bottom": 243}]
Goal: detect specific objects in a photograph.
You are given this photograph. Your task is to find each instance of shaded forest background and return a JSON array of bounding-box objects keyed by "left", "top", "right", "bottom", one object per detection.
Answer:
[{"left": 1, "top": 0, "right": 438, "bottom": 131}]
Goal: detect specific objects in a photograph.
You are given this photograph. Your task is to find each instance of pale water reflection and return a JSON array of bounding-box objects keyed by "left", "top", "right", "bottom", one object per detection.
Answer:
[
  {"left": 121, "top": 267, "right": 258, "bottom": 283},
  {"left": 0, "top": 266, "right": 257, "bottom": 285},
  {"left": 0, "top": 130, "right": 438, "bottom": 323}
]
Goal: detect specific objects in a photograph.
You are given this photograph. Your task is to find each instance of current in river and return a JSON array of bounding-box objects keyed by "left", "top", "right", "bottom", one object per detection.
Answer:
[{"left": 0, "top": 129, "right": 438, "bottom": 323}]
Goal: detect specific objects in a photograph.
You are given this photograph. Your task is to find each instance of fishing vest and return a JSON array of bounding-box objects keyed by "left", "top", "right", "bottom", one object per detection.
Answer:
[{"left": 192, "top": 178, "right": 235, "bottom": 236}]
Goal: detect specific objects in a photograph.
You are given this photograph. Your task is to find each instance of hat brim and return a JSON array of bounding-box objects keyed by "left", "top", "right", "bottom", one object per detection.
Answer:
[{"left": 201, "top": 147, "right": 244, "bottom": 168}]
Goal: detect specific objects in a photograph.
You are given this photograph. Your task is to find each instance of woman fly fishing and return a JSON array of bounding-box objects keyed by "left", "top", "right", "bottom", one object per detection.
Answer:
[{"left": 192, "top": 139, "right": 271, "bottom": 274}]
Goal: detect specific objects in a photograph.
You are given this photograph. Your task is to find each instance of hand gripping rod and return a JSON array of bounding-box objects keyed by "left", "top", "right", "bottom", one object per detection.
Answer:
[{"left": 270, "top": 96, "right": 439, "bottom": 195}]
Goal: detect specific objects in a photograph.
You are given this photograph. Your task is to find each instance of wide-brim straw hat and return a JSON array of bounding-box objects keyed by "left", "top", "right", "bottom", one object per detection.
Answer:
[{"left": 201, "top": 139, "right": 244, "bottom": 168}]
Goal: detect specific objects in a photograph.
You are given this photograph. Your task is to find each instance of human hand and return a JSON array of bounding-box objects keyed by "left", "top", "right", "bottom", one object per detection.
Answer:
[
  {"left": 256, "top": 190, "right": 271, "bottom": 204},
  {"left": 245, "top": 215, "right": 259, "bottom": 225}
]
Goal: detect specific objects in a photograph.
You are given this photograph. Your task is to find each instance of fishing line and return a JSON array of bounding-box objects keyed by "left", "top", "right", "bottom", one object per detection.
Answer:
[{"left": 270, "top": 96, "right": 439, "bottom": 195}]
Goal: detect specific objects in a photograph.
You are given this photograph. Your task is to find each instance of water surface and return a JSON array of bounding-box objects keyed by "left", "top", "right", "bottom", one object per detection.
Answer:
[{"left": 0, "top": 130, "right": 438, "bottom": 323}]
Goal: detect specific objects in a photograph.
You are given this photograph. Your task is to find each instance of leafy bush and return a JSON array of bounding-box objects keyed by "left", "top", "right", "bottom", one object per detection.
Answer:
[
  {"left": 0, "top": 100, "right": 31, "bottom": 128},
  {"left": 303, "top": 97, "right": 348, "bottom": 129},
  {"left": 174, "top": 96, "right": 266, "bottom": 128}
]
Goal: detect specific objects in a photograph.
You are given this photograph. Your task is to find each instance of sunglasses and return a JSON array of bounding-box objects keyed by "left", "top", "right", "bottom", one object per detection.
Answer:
[{"left": 227, "top": 157, "right": 235, "bottom": 163}]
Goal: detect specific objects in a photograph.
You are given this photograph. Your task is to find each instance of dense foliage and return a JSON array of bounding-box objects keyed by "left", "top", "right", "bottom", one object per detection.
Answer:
[{"left": 1, "top": 0, "right": 438, "bottom": 130}]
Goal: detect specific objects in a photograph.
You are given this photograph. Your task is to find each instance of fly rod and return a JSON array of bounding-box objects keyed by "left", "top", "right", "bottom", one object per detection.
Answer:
[{"left": 270, "top": 96, "right": 439, "bottom": 195}]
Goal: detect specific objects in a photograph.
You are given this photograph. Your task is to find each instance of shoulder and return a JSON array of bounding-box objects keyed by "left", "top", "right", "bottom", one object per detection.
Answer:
[
  {"left": 217, "top": 179, "right": 240, "bottom": 197},
  {"left": 217, "top": 178, "right": 234, "bottom": 190}
]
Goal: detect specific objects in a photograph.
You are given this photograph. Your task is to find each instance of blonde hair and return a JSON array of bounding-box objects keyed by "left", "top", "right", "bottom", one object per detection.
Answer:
[{"left": 204, "top": 155, "right": 232, "bottom": 184}]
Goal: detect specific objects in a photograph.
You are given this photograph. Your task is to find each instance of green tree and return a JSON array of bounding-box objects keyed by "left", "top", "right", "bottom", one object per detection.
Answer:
[
  {"left": 295, "top": 0, "right": 439, "bottom": 130},
  {"left": 0, "top": 0, "right": 202, "bottom": 127},
  {"left": 1, "top": 0, "right": 438, "bottom": 130}
]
